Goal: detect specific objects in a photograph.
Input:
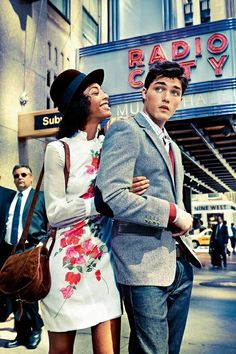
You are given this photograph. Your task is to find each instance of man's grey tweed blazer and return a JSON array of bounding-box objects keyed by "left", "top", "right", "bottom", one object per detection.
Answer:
[{"left": 96, "top": 113, "right": 187, "bottom": 286}]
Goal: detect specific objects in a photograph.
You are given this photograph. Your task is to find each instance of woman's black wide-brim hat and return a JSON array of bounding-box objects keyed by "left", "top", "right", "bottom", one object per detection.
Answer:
[{"left": 50, "top": 68, "right": 104, "bottom": 115}]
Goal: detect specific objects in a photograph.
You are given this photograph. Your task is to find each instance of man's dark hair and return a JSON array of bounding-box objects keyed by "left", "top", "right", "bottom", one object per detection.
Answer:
[
  {"left": 12, "top": 164, "right": 32, "bottom": 175},
  {"left": 144, "top": 61, "right": 188, "bottom": 95},
  {"left": 57, "top": 93, "right": 90, "bottom": 139}
]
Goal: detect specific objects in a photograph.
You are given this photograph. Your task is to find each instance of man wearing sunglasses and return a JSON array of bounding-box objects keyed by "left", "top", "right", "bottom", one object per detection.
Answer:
[{"left": 0, "top": 164, "right": 48, "bottom": 350}]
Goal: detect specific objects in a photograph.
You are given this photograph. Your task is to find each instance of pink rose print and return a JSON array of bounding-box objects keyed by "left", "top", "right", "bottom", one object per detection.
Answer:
[
  {"left": 73, "top": 220, "right": 86, "bottom": 229},
  {"left": 60, "top": 285, "right": 74, "bottom": 299},
  {"left": 83, "top": 239, "right": 95, "bottom": 254},
  {"left": 90, "top": 245, "right": 103, "bottom": 259},
  {"left": 81, "top": 185, "right": 95, "bottom": 199},
  {"left": 65, "top": 272, "right": 81, "bottom": 285},
  {"left": 91, "top": 156, "right": 99, "bottom": 169},
  {"left": 60, "top": 238, "right": 67, "bottom": 248},
  {"left": 74, "top": 244, "right": 86, "bottom": 254},
  {"left": 95, "top": 270, "right": 101, "bottom": 281},
  {"left": 55, "top": 154, "right": 110, "bottom": 316},
  {"left": 85, "top": 165, "right": 97, "bottom": 174},
  {"left": 70, "top": 256, "right": 86, "bottom": 265},
  {"left": 65, "top": 247, "right": 78, "bottom": 258}
]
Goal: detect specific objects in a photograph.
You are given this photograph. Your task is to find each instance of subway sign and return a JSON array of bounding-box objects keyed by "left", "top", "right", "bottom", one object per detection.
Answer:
[
  {"left": 34, "top": 112, "right": 63, "bottom": 130},
  {"left": 18, "top": 109, "right": 62, "bottom": 138}
]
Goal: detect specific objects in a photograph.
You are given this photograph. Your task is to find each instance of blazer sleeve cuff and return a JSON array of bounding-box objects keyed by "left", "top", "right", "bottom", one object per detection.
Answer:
[{"left": 168, "top": 203, "right": 177, "bottom": 224}]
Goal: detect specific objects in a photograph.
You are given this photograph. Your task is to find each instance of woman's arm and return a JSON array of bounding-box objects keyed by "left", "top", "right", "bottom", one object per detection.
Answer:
[{"left": 44, "top": 142, "right": 97, "bottom": 226}]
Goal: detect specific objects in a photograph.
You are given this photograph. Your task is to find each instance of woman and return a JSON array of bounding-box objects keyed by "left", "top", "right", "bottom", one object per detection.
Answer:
[{"left": 41, "top": 69, "right": 148, "bottom": 354}]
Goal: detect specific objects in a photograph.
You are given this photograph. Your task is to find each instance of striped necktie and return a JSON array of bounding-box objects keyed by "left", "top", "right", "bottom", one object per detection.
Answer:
[{"left": 10, "top": 192, "right": 23, "bottom": 245}]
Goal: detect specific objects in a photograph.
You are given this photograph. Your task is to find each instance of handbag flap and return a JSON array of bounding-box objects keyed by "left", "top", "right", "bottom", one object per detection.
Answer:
[{"left": 0, "top": 246, "right": 48, "bottom": 295}]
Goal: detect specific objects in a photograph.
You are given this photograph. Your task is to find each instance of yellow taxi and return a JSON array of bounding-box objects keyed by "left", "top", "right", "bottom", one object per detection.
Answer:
[{"left": 189, "top": 228, "right": 212, "bottom": 249}]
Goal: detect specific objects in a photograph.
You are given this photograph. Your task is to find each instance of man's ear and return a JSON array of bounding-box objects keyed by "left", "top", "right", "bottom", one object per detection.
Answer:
[{"left": 142, "top": 87, "right": 147, "bottom": 101}]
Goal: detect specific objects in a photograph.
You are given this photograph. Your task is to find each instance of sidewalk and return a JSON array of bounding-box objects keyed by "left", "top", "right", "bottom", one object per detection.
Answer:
[{"left": 0, "top": 249, "right": 236, "bottom": 353}]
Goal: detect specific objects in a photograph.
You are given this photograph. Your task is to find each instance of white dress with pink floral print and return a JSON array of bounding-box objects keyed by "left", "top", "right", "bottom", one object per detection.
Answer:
[{"left": 40, "top": 131, "right": 121, "bottom": 332}]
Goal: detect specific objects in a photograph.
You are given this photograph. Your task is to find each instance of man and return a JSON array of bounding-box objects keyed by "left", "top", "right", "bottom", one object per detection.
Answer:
[
  {"left": 95, "top": 61, "right": 194, "bottom": 354},
  {"left": 230, "top": 223, "right": 236, "bottom": 254},
  {"left": 210, "top": 216, "right": 229, "bottom": 269},
  {"left": 0, "top": 178, "right": 15, "bottom": 322},
  {"left": 0, "top": 164, "right": 47, "bottom": 349}
]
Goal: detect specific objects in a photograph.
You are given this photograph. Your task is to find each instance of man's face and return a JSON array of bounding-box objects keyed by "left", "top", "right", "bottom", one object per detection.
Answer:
[
  {"left": 13, "top": 167, "right": 33, "bottom": 192},
  {"left": 217, "top": 216, "right": 223, "bottom": 224},
  {"left": 142, "top": 75, "right": 183, "bottom": 128}
]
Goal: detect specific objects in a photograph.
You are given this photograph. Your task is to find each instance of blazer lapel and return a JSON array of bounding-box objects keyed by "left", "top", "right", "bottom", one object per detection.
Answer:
[
  {"left": 134, "top": 113, "right": 176, "bottom": 192},
  {"left": 171, "top": 141, "right": 183, "bottom": 203}
]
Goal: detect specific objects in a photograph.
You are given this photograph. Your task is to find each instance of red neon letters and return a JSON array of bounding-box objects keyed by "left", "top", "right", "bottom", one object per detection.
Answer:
[{"left": 128, "top": 33, "right": 229, "bottom": 88}]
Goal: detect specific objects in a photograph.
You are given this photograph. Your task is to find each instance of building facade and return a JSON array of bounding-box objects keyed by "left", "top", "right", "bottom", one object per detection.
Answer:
[{"left": 0, "top": 0, "right": 235, "bottom": 201}]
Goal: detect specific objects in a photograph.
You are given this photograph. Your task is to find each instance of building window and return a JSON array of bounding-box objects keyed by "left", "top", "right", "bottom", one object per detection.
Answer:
[
  {"left": 82, "top": 0, "right": 100, "bottom": 46},
  {"left": 54, "top": 47, "right": 58, "bottom": 66},
  {"left": 47, "top": 70, "right": 51, "bottom": 87},
  {"left": 47, "top": 97, "right": 51, "bottom": 109},
  {"left": 184, "top": 0, "right": 193, "bottom": 27},
  {"left": 200, "top": 0, "right": 210, "bottom": 23},
  {"left": 48, "top": 41, "right": 51, "bottom": 61},
  {"left": 66, "top": 57, "right": 70, "bottom": 68},
  {"left": 60, "top": 52, "right": 64, "bottom": 70},
  {"left": 49, "top": 0, "right": 70, "bottom": 21}
]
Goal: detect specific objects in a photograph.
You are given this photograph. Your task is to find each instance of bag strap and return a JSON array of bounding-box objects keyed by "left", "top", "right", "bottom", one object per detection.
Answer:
[
  {"left": 61, "top": 141, "right": 70, "bottom": 189},
  {"left": 15, "top": 141, "right": 70, "bottom": 252}
]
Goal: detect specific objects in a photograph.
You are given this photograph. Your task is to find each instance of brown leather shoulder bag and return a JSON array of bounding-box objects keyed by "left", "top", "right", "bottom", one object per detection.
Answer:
[{"left": 0, "top": 141, "right": 70, "bottom": 304}]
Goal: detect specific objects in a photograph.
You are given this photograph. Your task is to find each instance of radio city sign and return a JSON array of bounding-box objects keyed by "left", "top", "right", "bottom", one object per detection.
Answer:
[
  {"left": 128, "top": 33, "right": 229, "bottom": 87},
  {"left": 79, "top": 21, "right": 235, "bottom": 97}
]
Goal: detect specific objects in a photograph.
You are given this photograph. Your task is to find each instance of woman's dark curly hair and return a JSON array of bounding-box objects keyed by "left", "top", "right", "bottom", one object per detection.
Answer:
[
  {"left": 144, "top": 61, "right": 188, "bottom": 95},
  {"left": 57, "top": 92, "right": 91, "bottom": 139}
]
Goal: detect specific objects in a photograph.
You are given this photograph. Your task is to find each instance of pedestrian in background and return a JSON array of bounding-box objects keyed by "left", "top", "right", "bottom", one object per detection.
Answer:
[
  {"left": 0, "top": 165, "right": 47, "bottom": 349},
  {"left": 95, "top": 61, "right": 194, "bottom": 354},
  {"left": 230, "top": 223, "right": 236, "bottom": 254},
  {"left": 41, "top": 68, "right": 149, "bottom": 354},
  {"left": 210, "top": 215, "right": 229, "bottom": 269}
]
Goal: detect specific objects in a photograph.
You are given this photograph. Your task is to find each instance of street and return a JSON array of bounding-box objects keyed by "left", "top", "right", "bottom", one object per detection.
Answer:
[{"left": 0, "top": 248, "right": 236, "bottom": 353}]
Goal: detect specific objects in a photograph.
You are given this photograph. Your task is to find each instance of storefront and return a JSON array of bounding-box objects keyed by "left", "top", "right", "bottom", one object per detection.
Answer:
[
  {"left": 78, "top": 18, "right": 236, "bottom": 196},
  {"left": 192, "top": 193, "right": 236, "bottom": 228},
  {"left": 18, "top": 18, "right": 236, "bottom": 196}
]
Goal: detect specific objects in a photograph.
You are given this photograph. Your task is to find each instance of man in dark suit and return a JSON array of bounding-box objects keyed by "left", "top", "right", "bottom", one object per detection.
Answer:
[
  {"left": 210, "top": 215, "right": 229, "bottom": 269},
  {"left": 96, "top": 61, "right": 194, "bottom": 354},
  {"left": 0, "top": 182, "right": 15, "bottom": 322},
  {"left": 0, "top": 164, "right": 47, "bottom": 349}
]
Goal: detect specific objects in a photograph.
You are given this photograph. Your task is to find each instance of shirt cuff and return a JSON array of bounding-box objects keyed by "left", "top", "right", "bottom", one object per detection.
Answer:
[
  {"left": 169, "top": 203, "right": 177, "bottom": 224},
  {"left": 84, "top": 197, "right": 100, "bottom": 217}
]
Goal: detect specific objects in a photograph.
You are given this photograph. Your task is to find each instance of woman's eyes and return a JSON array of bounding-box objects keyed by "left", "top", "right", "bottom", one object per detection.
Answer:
[{"left": 90, "top": 91, "right": 99, "bottom": 96}]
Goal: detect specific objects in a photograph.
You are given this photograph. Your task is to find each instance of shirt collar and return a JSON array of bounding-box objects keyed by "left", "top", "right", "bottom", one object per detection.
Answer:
[
  {"left": 18, "top": 186, "right": 32, "bottom": 198},
  {"left": 141, "top": 111, "right": 171, "bottom": 143}
]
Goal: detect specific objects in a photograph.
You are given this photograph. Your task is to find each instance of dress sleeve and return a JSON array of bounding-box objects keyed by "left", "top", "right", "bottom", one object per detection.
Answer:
[{"left": 44, "top": 141, "right": 98, "bottom": 227}]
